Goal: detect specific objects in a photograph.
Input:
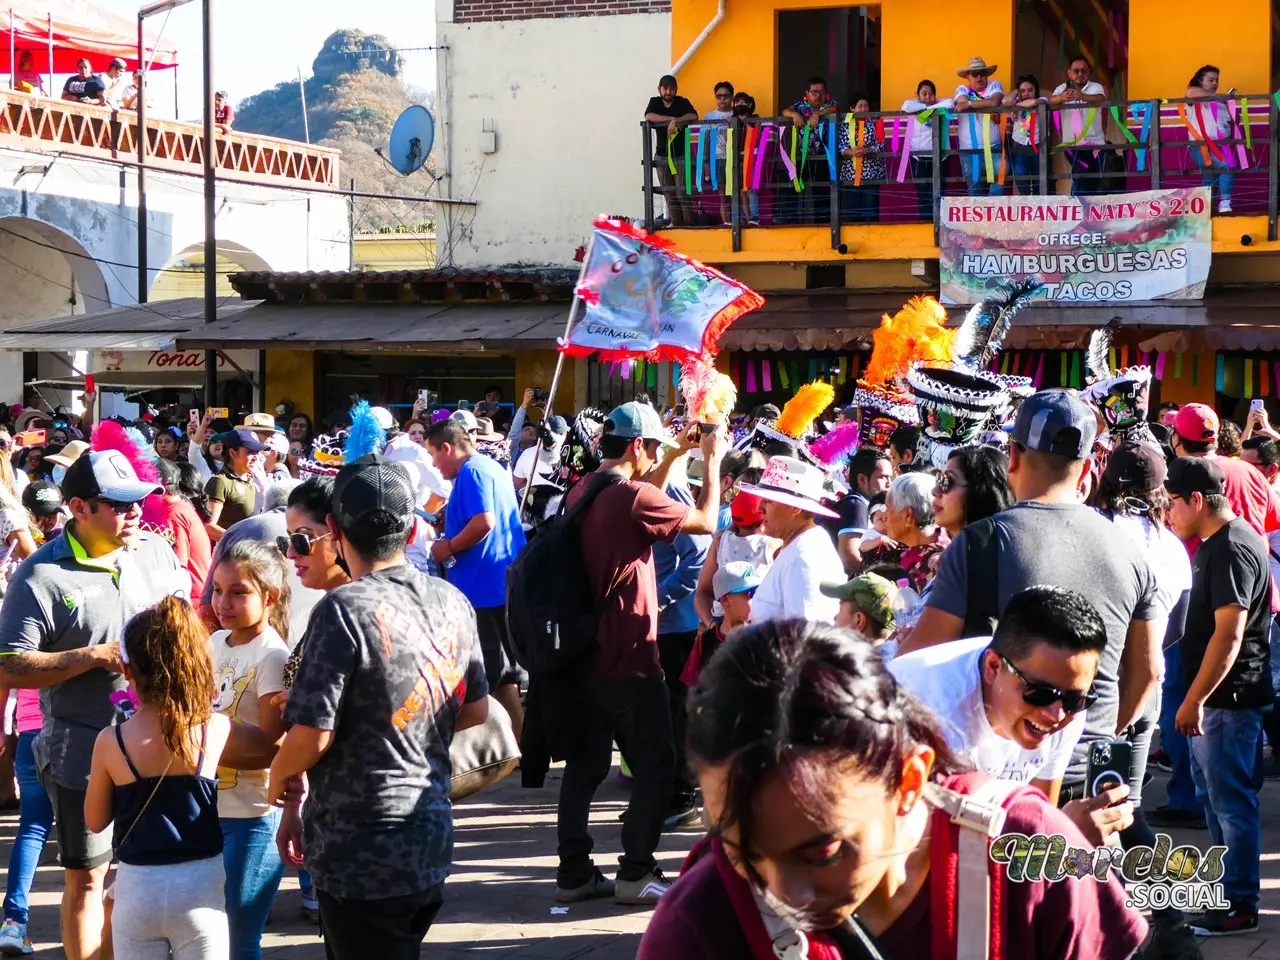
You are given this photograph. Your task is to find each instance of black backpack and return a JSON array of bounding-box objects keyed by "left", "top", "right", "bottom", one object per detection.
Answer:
[{"left": 505, "top": 471, "right": 622, "bottom": 675}]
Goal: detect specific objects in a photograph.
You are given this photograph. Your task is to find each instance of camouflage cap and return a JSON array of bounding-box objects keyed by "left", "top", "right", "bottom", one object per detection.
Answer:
[{"left": 819, "top": 572, "right": 897, "bottom": 630}]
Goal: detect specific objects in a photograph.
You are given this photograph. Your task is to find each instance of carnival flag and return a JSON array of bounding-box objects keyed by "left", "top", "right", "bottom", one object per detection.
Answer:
[{"left": 560, "top": 218, "right": 765, "bottom": 362}]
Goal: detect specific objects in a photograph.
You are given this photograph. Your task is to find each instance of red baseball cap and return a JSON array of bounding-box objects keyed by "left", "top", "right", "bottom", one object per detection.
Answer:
[
  {"left": 1173, "top": 403, "right": 1218, "bottom": 444},
  {"left": 730, "top": 489, "right": 765, "bottom": 527}
]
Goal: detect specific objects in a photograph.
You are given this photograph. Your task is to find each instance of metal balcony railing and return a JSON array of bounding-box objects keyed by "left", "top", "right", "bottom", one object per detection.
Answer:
[
  {"left": 0, "top": 90, "right": 340, "bottom": 187},
  {"left": 642, "top": 94, "right": 1276, "bottom": 252}
]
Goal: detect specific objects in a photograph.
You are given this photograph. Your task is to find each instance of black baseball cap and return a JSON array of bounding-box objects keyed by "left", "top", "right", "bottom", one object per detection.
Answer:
[
  {"left": 1011, "top": 390, "right": 1097, "bottom": 459},
  {"left": 214, "top": 428, "right": 267, "bottom": 452},
  {"left": 1165, "top": 456, "right": 1226, "bottom": 498},
  {"left": 331, "top": 454, "right": 415, "bottom": 534},
  {"left": 22, "top": 480, "right": 62, "bottom": 517},
  {"left": 1103, "top": 442, "right": 1167, "bottom": 490}
]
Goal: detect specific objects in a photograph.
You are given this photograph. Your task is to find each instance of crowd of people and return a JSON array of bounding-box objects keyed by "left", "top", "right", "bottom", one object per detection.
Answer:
[
  {"left": 0, "top": 336, "right": 1274, "bottom": 958},
  {"left": 645, "top": 59, "right": 1241, "bottom": 226},
  {"left": 8, "top": 54, "right": 222, "bottom": 122}
]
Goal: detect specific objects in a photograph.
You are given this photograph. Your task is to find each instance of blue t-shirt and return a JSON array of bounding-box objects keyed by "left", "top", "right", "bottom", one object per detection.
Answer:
[{"left": 443, "top": 453, "right": 527, "bottom": 608}]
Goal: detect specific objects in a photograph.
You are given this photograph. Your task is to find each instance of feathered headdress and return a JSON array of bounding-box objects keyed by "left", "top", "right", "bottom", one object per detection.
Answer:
[
  {"left": 90, "top": 420, "right": 173, "bottom": 543},
  {"left": 1081, "top": 317, "right": 1153, "bottom": 442},
  {"left": 343, "top": 400, "right": 386, "bottom": 464},
  {"left": 775, "top": 382, "right": 835, "bottom": 439},
  {"left": 951, "top": 278, "right": 1041, "bottom": 372},
  {"left": 863, "top": 296, "right": 955, "bottom": 386},
  {"left": 811, "top": 422, "right": 861, "bottom": 466},
  {"left": 680, "top": 357, "right": 737, "bottom": 428}
]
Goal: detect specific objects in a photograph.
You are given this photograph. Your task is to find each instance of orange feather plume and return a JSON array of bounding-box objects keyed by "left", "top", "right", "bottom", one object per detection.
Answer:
[
  {"left": 776, "top": 381, "right": 835, "bottom": 439},
  {"left": 862, "top": 295, "right": 956, "bottom": 386}
]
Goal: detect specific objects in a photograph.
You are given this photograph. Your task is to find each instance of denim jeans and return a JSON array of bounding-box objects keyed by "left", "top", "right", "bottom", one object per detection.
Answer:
[
  {"left": 557, "top": 672, "right": 674, "bottom": 886},
  {"left": 1158, "top": 639, "right": 1203, "bottom": 813},
  {"left": 1190, "top": 149, "right": 1234, "bottom": 206},
  {"left": 1188, "top": 707, "right": 1264, "bottom": 909},
  {"left": 1068, "top": 148, "right": 1104, "bottom": 196},
  {"left": 2, "top": 732, "right": 52, "bottom": 925},
  {"left": 1009, "top": 145, "right": 1039, "bottom": 196},
  {"left": 221, "top": 812, "right": 285, "bottom": 960},
  {"left": 909, "top": 157, "right": 934, "bottom": 221},
  {"left": 962, "top": 150, "right": 1005, "bottom": 196}
]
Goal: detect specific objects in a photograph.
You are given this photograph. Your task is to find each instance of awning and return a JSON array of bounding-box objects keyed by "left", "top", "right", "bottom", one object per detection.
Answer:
[
  {"left": 0, "top": 297, "right": 257, "bottom": 342},
  {"left": 29, "top": 368, "right": 245, "bottom": 390},
  {"left": 175, "top": 302, "right": 568, "bottom": 351},
  {"left": 0, "top": 332, "right": 178, "bottom": 351},
  {"left": 0, "top": 2, "right": 178, "bottom": 72}
]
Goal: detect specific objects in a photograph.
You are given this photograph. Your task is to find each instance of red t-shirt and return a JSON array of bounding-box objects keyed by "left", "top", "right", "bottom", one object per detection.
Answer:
[
  {"left": 639, "top": 777, "right": 1147, "bottom": 960},
  {"left": 567, "top": 475, "right": 689, "bottom": 679},
  {"left": 1211, "top": 454, "right": 1280, "bottom": 538},
  {"left": 168, "top": 497, "right": 212, "bottom": 601}
]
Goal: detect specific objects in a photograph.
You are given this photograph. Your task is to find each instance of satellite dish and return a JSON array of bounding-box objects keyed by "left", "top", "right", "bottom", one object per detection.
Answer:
[{"left": 387, "top": 105, "right": 434, "bottom": 176}]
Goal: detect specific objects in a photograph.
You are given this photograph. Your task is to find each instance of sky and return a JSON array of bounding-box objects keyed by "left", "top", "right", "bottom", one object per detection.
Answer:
[{"left": 93, "top": 0, "right": 437, "bottom": 122}]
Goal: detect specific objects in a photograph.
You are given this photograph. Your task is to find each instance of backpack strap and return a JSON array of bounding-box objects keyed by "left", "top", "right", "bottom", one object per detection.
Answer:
[
  {"left": 929, "top": 776, "right": 1036, "bottom": 960},
  {"left": 558, "top": 470, "right": 624, "bottom": 527},
  {"left": 962, "top": 518, "right": 1001, "bottom": 639}
]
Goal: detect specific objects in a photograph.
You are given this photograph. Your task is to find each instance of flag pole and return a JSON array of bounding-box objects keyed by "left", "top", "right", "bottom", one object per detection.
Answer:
[{"left": 520, "top": 231, "right": 595, "bottom": 518}]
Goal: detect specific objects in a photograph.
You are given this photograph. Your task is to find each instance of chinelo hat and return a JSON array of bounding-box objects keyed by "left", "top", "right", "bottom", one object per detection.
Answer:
[
  {"left": 738, "top": 455, "right": 840, "bottom": 518},
  {"left": 1080, "top": 322, "right": 1154, "bottom": 445}
]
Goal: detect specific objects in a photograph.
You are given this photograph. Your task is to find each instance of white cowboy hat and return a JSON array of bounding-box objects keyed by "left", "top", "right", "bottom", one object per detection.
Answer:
[
  {"left": 738, "top": 455, "right": 839, "bottom": 518},
  {"left": 956, "top": 56, "right": 998, "bottom": 77}
]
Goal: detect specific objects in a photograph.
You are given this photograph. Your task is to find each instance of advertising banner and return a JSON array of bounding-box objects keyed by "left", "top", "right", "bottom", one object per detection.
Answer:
[{"left": 939, "top": 187, "right": 1212, "bottom": 305}]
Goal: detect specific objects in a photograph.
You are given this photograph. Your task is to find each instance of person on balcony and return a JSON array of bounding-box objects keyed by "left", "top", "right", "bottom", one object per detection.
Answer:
[
  {"left": 121, "top": 71, "right": 152, "bottom": 112},
  {"left": 703, "top": 81, "right": 735, "bottom": 225},
  {"left": 838, "top": 96, "right": 885, "bottom": 224},
  {"left": 953, "top": 56, "right": 1005, "bottom": 196},
  {"left": 782, "top": 76, "right": 840, "bottom": 225},
  {"left": 60, "top": 59, "right": 105, "bottom": 106},
  {"left": 103, "top": 58, "right": 129, "bottom": 110},
  {"left": 1050, "top": 57, "right": 1110, "bottom": 196},
  {"left": 901, "top": 80, "right": 953, "bottom": 222},
  {"left": 1005, "top": 74, "right": 1046, "bottom": 196},
  {"left": 1185, "top": 65, "right": 1237, "bottom": 214},
  {"left": 215, "top": 90, "right": 236, "bottom": 133},
  {"left": 731, "top": 92, "right": 761, "bottom": 224},
  {"left": 645, "top": 75, "right": 698, "bottom": 228},
  {"left": 12, "top": 51, "right": 44, "bottom": 96}
]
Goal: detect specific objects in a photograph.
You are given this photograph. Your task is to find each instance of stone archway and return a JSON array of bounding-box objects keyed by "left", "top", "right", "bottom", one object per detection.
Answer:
[
  {"left": 0, "top": 216, "right": 111, "bottom": 327},
  {"left": 150, "top": 240, "right": 274, "bottom": 302}
]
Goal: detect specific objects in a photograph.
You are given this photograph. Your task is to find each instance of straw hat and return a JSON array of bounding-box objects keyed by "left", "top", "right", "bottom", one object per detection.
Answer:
[{"left": 956, "top": 56, "right": 998, "bottom": 78}]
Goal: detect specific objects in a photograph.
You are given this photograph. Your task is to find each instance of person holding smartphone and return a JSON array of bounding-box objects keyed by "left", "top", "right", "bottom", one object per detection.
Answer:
[
  {"left": 1050, "top": 57, "right": 1109, "bottom": 196},
  {"left": 1185, "top": 65, "right": 1237, "bottom": 212}
]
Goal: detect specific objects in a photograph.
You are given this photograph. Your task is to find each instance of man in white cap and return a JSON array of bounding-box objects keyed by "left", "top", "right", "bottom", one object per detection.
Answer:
[
  {"left": 0, "top": 450, "right": 187, "bottom": 959},
  {"left": 740, "top": 456, "right": 845, "bottom": 623}
]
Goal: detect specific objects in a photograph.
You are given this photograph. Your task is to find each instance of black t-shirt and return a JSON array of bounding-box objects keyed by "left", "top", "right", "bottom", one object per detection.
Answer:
[
  {"left": 819, "top": 491, "right": 869, "bottom": 544},
  {"left": 63, "top": 75, "right": 105, "bottom": 101},
  {"left": 1183, "top": 517, "right": 1273, "bottom": 710},
  {"left": 645, "top": 95, "right": 697, "bottom": 157}
]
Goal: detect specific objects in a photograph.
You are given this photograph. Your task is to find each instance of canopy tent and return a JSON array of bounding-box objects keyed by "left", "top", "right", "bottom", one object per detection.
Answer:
[{"left": 0, "top": 1, "right": 178, "bottom": 74}]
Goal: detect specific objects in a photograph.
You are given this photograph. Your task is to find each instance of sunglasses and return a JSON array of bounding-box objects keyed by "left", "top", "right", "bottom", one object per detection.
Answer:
[
  {"left": 935, "top": 473, "right": 967, "bottom": 494},
  {"left": 94, "top": 497, "right": 140, "bottom": 515},
  {"left": 276, "top": 531, "right": 332, "bottom": 557},
  {"left": 1001, "top": 654, "right": 1098, "bottom": 714}
]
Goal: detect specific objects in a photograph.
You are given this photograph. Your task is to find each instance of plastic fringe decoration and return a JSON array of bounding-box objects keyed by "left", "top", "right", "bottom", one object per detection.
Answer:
[
  {"left": 811, "top": 422, "right": 861, "bottom": 465},
  {"left": 343, "top": 400, "right": 386, "bottom": 464},
  {"left": 775, "top": 381, "right": 835, "bottom": 439}
]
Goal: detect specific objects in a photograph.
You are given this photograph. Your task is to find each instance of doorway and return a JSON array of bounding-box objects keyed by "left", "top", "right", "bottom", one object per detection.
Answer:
[
  {"left": 777, "top": 6, "right": 882, "bottom": 113},
  {"left": 1015, "top": 0, "right": 1128, "bottom": 99}
]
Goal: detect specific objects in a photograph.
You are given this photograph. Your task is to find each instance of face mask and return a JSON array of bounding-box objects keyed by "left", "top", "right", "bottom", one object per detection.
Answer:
[{"left": 51, "top": 465, "right": 66, "bottom": 485}]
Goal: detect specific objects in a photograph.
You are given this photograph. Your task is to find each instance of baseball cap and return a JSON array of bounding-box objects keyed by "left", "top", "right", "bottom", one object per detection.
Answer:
[
  {"left": 1165, "top": 456, "right": 1226, "bottom": 498},
  {"left": 331, "top": 454, "right": 415, "bottom": 534},
  {"left": 1103, "top": 442, "right": 1167, "bottom": 490},
  {"left": 605, "top": 402, "right": 678, "bottom": 447},
  {"left": 659, "top": 74, "right": 678, "bottom": 87},
  {"left": 370, "top": 406, "right": 396, "bottom": 431},
  {"left": 1173, "top": 403, "right": 1219, "bottom": 444},
  {"left": 264, "top": 432, "right": 290, "bottom": 457},
  {"left": 109, "top": 57, "right": 127, "bottom": 69},
  {"left": 712, "top": 561, "right": 764, "bottom": 600},
  {"left": 819, "top": 573, "right": 898, "bottom": 630},
  {"left": 547, "top": 415, "right": 569, "bottom": 436},
  {"left": 752, "top": 403, "right": 782, "bottom": 422},
  {"left": 60, "top": 449, "right": 162, "bottom": 504},
  {"left": 1011, "top": 390, "right": 1097, "bottom": 459},
  {"left": 730, "top": 489, "right": 765, "bottom": 527},
  {"left": 22, "top": 481, "right": 62, "bottom": 517},
  {"left": 215, "top": 428, "right": 268, "bottom": 452},
  {"left": 450, "top": 409, "right": 479, "bottom": 431}
]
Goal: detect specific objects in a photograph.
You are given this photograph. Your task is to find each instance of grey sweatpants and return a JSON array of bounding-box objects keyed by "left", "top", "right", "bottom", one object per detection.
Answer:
[{"left": 112, "top": 854, "right": 229, "bottom": 959}]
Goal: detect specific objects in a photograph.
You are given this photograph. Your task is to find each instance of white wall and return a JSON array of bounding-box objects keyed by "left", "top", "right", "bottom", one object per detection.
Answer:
[{"left": 436, "top": 12, "right": 671, "bottom": 267}]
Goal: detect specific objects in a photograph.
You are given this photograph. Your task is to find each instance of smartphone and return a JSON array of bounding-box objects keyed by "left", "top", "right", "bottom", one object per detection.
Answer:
[
  {"left": 1226, "top": 87, "right": 1237, "bottom": 97},
  {"left": 417, "top": 388, "right": 432, "bottom": 405},
  {"left": 1251, "top": 398, "right": 1265, "bottom": 414},
  {"left": 14, "top": 429, "right": 46, "bottom": 448},
  {"left": 84, "top": 374, "right": 96, "bottom": 393},
  {"left": 1086, "top": 739, "right": 1133, "bottom": 799},
  {"left": 674, "top": 403, "right": 686, "bottom": 418},
  {"left": 206, "top": 406, "right": 230, "bottom": 420}
]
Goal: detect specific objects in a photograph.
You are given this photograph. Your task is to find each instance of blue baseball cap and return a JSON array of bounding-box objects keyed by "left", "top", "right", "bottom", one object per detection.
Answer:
[
  {"left": 713, "top": 561, "right": 764, "bottom": 599},
  {"left": 605, "top": 402, "right": 678, "bottom": 447},
  {"left": 1011, "top": 390, "right": 1097, "bottom": 460}
]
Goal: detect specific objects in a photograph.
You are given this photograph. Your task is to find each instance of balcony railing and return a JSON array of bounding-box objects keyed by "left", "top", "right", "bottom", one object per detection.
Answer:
[
  {"left": 642, "top": 94, "right": 1277, "bottom": 251},
  {"left": 0, "top": 91, "right": 340, "bottom": 188}
]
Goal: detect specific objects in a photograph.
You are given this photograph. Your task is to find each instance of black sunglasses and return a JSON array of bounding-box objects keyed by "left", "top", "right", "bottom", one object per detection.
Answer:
[
  {"left": 1001, "top": 653, "right": 1098, "bottom": 714},
  {"left": 935, "top": 473, "right": 967, "bottom": 494},
  {"left": 94, "top": 497, "right": 139, "bottom": 515},
  {"left": 276, "top": 532, "right": 331, "bottom": 557}
]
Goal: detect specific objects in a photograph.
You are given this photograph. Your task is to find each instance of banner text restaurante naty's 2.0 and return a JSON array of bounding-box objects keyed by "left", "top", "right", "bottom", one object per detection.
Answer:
[{"left": 939, "top": 187, "right": 1212, "bottom": 305}]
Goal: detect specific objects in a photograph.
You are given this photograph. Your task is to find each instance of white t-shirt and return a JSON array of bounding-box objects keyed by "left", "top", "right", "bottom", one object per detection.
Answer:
[
  {"left": 902, "top": 98, "right": 955, "bottom": 152},
  {"left": 890, "top": 635, "right": 1085, "bottom": 783},
  {"left": 953, "top": 80, "right": 1006, "bottom": 150},
  {"left": 0, "top": 506, "right": 28, "bottom": 546},
  {"left": 749, "top": 524, "right": 843, "bottom": 624},
  {"left": 704, "top": 107, "right": 733, "bottom": 151},
  {"left": 211, "top": 626, "right": 288, "bottom": 818},
  {"left": 1105, "top": 513, "right": 1191, "bottom": 646},
  {"left": 1052, "top": 81, "right": 1107, "bottom": 145}
]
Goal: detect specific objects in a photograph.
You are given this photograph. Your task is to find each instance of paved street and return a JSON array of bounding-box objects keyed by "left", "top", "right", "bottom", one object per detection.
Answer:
[{"left": 7, "top": 760, "right": 1280, "bottom": 957}]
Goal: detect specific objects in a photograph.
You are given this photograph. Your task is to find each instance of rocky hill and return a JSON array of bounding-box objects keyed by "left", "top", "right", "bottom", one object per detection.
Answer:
[{"left": 234, "top": 29, "right": 435, "bottom": 232}]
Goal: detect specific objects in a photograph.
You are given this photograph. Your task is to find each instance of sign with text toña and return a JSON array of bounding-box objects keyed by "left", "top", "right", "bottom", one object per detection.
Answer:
[
  {"left": 94, "top": 349, "right": 257, "bottom": 375},
  {"left": 939, "top": 187, "right": 1212, "bottom": 306}
]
